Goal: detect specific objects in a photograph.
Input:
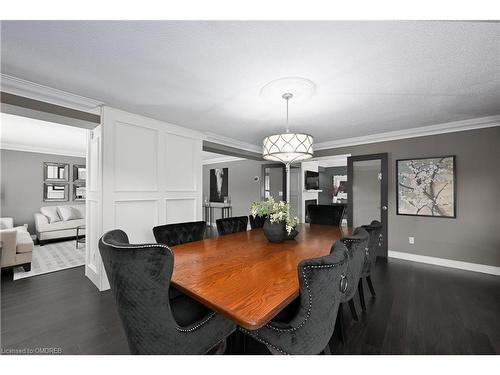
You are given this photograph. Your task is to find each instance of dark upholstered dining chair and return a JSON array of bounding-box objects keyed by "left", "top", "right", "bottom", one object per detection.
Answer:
[
  {"left": 153, "top": 221, "right": 206, "bottom": 247},
  {"left": 249, "top": 215, "right": 267, "bottom": 229},
  {"left": 308, "top": 204, "right": 345, "bottom": 226},
  {"left": 152, "top": 220, "right": 207, "bottom": 299},
  {"left": 98, "top": 229, "right": 236, "bottom": 354},
  {"left": 240, "top": 241, "right": 349, "bottom": 355},
  {"left": 216, "top": 216, "right": 248, "bottom": 236},
  {"left": 335, "top": 227, "right": 369, "bottom": 344},
  {"left": 358, "top": 220, "right": 383, "bottom": 310}
]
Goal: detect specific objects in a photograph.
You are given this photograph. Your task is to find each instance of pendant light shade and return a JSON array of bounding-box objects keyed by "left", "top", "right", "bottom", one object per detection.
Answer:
[
  {"left": 262, "top": 133, "right": 314, "bottom": 163},
  {"left": 262, "top": 92, "right": 314, "bottom": 163}
]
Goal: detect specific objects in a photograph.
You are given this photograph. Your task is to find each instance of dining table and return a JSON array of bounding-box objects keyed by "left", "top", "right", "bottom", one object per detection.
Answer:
[{"left": 171, "top": 223, "right": 352, "bottom": 330}]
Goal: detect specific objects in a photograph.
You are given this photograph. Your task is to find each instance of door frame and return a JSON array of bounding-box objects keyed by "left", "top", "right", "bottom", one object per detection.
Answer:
[
  {"left": 347, "top": 153, "right": 388, "bottom": 257},
  {"left": 261, "top": 164, "right": 287, "bottom": 202}
]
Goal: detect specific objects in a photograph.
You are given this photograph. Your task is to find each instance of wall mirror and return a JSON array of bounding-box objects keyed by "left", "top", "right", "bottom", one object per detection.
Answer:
[
  {"left": 44, "top": 162, "right": 69, "bottom": 182},
  {"left": 73, "top": 184, "right": 86, "bottom": 201},
  {"left": 73, "top": 164, "right": 86, "bottom": 182},
  {"left": 43, "top": 183, "right": 69, "bottom": 202}
]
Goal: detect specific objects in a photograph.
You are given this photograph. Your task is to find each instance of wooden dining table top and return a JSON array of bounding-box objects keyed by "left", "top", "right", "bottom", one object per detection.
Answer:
[{"left": 170, "top": 223, "right": 352, "bottom": 330}]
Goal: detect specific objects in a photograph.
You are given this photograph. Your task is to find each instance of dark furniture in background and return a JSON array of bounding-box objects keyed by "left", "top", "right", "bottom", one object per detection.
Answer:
[
  {"left": 359, "top": 220, "right": 383, "bottom": 310},
  {"left": 203, "top": 203, "right": 232, "bottom": 226},
  {"left": 153, "top": 221, "right": 206, "bottom": 247},
  {"left": 98, "top": 229, "right": 235, "bottom": 354},
  {"left": 75, "top": 225, "right": 86, "bottom": 249},
  {"left": 335, "top": 227, "right": 369, "bottom": 344},
  {"left": 240, "top": 241, "right": 349, "bottom": 354},
  {"left": 216, "top": 216, "right": 248, "bottom": 236},
  {"left": 308, "top": 204, "right": 345, "bottom": 226},
  {"left": 249, "top": 215, "right": 266, "bottom": 229}
]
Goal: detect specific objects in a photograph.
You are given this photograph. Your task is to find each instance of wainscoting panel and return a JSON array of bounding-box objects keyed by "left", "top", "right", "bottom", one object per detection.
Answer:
[
  {"left": 94, "top": 106, "right": 203, "bottom": 291},
  {"left": 165, "top": 198, "right": 197, "bottom": 224},
  {"left": 114, "top": 121, "right": 159, "bottom": 192},
  {"left": 164, "top": 133, "right": 199, "bottom": 192},
  {"left": 114, "top": 199, "right": 159, "bottom": 243}
]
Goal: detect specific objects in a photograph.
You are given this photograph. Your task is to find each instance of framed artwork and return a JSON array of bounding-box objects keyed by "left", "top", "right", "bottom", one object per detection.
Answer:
[
  {"left": 73, "top": 184, "right": 86, "bottom": 201},
  {"left": 44, "top": 162, "right": 69, "bottom": 182},
  {"left": 73, "top": 164, "right": 86, "bottom": 183},
  {"left": 397, "top": 156, "right": 456, "bottom": 218},
  {"left": 210, "top": 168, "right": 228, "bottom": 203},
  {"left": 43, "top": 183, "right": 69, "bottom": 202},
  {"left": 333, "top": 175, "right": 348, "bottom": 202}
]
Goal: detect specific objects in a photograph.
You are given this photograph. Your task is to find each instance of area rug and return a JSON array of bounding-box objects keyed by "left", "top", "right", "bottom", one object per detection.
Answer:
[{"left": 13, "top": 240, "right": 85, "bottom": 280}]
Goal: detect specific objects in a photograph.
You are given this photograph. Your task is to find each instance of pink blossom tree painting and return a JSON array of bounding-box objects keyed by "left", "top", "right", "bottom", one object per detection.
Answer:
[{"left": 397, "top": 156, "right": 455, "bottom": 217}]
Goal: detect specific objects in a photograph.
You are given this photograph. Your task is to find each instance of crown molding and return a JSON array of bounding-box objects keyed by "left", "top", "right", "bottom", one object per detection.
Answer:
[
  {"left": 202, "top": 155, "right": 246, "bottom": 165},
  {"left": 314, "top": 115, "right": 500, "bottom": 151},
  {"left": 0, "top": 142, "right": 86, "bottom": 158},
  {"left": 204, "top": 132, "right": 261, "bottom": 154},
  {"left": 1, "top": 74, "right": 103, "bottom": 114}
]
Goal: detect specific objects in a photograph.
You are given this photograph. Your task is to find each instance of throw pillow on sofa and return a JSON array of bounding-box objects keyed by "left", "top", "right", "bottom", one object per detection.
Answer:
[
  {"left": 72, "top": 205, "right": 86, "bottom": 219},
  {"left": 40, "top": 206, "right": 61, "bottom": 223},
  {"left": 56, "top": 206, "right": 82, "bottom": 221}
]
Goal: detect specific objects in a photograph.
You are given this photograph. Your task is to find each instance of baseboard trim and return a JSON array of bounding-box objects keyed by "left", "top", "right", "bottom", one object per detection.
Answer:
[{"left": 388, "top": 251, "right": 500, "bottom": 276}]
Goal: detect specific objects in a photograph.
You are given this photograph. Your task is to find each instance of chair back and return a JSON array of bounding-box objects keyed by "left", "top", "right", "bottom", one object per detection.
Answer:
[
  {"left": 153, "top": 221, "right": 206, "bottom": 246},
  {"left": 361, "top": 220, "right": 383, "bottom": 276},
  {"left": 263, "top": 241, "right": 348, "bottom": 354},
  {"left": 249, "top": 215, "right": 266, "bottom": 229},
  {"left": 338, "top": 227, "right": 369, "bottom": 302},
  {"left": 308, "top": 204, "right": 344, "bottom": 225},
  {"left": 216, "top": 216, "right": 248, "bottom": 236},
  {"left": 99, "top": 230, "right": 180, "bottom": 354}
]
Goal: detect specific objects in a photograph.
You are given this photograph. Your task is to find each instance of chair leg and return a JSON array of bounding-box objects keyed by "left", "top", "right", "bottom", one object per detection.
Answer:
[
  {"left": 335, "top": 303, "right": 346, "bottom": 345},
  {"left": 358, "top": 280, "right": 367, "bottom": 311},
  {"left": 348, "top": 299, "right": 358, "bottom": 321},
  {"left": 366, "top": 275, "right": 376, "bottom": 297}
]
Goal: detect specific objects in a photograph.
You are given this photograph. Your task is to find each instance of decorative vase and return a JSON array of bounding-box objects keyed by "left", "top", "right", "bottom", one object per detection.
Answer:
[
  {"left": 286, "top": 228, "right": 299, "bottom": 240},
  {"left": 263, "top": 219, "right": 286, "bottom": 243}
]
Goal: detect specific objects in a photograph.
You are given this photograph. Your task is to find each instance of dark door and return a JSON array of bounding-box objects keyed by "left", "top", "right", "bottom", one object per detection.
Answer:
[{"left": 347, "top": 153, "right": 388, "bottom": 257}]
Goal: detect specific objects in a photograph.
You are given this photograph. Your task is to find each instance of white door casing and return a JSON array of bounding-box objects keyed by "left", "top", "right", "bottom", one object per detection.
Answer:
[{"left": 85, "top": 124, "right": 106, "bottom": 289}]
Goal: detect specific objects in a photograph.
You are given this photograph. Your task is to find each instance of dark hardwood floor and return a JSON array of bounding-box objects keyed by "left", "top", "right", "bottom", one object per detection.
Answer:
[{"left": 1, "top": 255, "right": 499, "bottom": 354}]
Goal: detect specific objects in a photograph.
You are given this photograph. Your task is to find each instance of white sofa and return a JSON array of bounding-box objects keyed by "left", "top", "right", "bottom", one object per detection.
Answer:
[
  {"left": 0, "top": 217, "right": 34, "bottom": 271},
  {"left": 34, "top": 204, "right": 85, "bottom": 245}
]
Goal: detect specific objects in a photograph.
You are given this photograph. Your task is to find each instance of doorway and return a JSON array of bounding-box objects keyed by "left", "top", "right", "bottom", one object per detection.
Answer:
[
  {"left": 261, "top": 164, "right": 286, "bottom": 202},
  {"left": 347, "top": 153, "right": 388, "bottom": 257}
]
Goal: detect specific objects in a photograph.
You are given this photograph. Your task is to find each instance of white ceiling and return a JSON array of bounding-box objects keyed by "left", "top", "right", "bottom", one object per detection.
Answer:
[
  {"left": 1, "top": 21, "right": 499, "bottom": 147},
  {"left": 0, "top": 113, "right": 88, "bottom": 157}
]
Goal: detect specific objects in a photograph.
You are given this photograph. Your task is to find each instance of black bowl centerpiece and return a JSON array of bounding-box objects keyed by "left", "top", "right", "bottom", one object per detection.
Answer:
[{"left": 251, "top": 197, "right": 299, "bottom": 243}]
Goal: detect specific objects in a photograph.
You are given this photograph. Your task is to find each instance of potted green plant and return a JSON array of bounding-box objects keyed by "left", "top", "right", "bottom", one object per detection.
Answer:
[{"left": 250, "top": 197, "right": 299, "bottom": 243}]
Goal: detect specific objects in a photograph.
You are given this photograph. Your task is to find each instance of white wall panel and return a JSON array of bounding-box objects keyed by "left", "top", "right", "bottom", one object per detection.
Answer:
[
  {"left": 91, "top": 107, "right": 203, "bottom": 291},
  {"left": 165, "top": 198, "right": 197, "bottom": 224},
  {"left": 114, "top": 121, "right": 158, "bottom": 191},
  {"left": 114, "top": 200, "right": 159, "bottom": 243},
  {"left": 165, "top": 133, "right": 197, "bottom": 192}
]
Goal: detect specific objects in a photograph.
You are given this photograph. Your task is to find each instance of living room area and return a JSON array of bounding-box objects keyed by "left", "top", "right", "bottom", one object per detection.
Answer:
[{"left": 0, "top": 112, "right": 89, "bottom": 280}]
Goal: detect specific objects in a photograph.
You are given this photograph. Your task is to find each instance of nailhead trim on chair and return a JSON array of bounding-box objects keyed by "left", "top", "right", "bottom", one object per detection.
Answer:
[
  {"left": 265, "top": 260, "right": 347, "bottom": 333},
  {"left": 239, "top": 327, "right": 289, "bottom": 355},
  {"left": 101, "top": 240, "right": 174, "bottom": 257},
  {"left": 176, "top": 312, "right": 217, "bottom": 333}
]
